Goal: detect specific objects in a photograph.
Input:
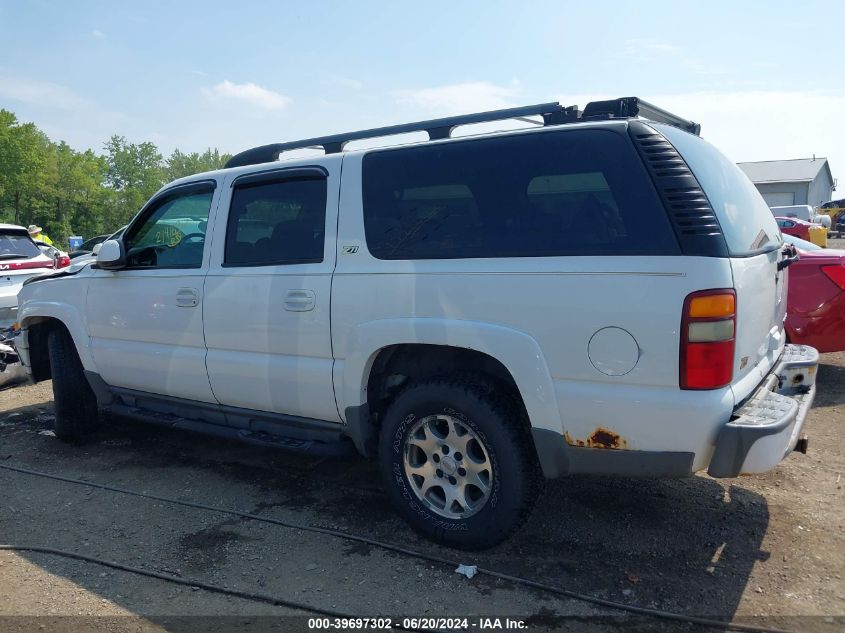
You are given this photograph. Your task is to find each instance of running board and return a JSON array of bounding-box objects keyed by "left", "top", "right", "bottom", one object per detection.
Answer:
[{"left": 107, "top": 403, "right": 354, "bottom": 457}]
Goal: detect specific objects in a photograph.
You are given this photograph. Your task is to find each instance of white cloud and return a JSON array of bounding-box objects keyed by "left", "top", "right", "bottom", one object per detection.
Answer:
[
  {"left": 679, "top": 57, "right": 727, "bottom": 76},
  {"left": 394, "top": 81, "right": 518, "bottom": 115},
  {"left": 648, "top": 91, "right": 845, "bottom": 172},
  {"left": 622, "top": 39, "right": 679, "bottom": 56},
  {"left": 328, "top": 74, "right": 363, "bottom": 90},
  {"left": 202, "top": 80, "right": 291, "bottom": 110},
  {"left": 0, "top": 74, "right": 132, "bottom": 153},
  {"left": 91, "top": 29, "right": 105, "bottom": 39},
  {"left": 0, "top": 75, "right": 89, "bottom": 110}
]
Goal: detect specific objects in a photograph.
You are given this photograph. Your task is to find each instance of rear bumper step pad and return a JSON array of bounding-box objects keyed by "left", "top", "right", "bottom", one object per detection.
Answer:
[{"left": 708, "top": 344, "right": 817, "bottom": 478}]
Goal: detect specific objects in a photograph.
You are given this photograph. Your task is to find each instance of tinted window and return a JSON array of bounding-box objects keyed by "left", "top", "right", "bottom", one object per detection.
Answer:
[
  {"left": 656, "top": 124, "right": 782, "bottom": 256},
  {"left": 0, "top": 231, "right": 42, "bottom": 260},
  {"left": 124, "top": 188, "right": 214, "bottom": 268},
  {"left": 224, "top": 177, "right": 326, "bottom": 266},
  {"left": 362, "top": 129, "right": 678, "bottom": 260}
]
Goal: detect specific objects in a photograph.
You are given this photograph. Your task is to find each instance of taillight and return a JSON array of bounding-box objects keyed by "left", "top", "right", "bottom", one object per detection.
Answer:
[
  {"left": 821, "top": 265, "right": 845, "bottom": 290},
  {"left": 680, "top": 289, "right": 736, "bottom": 390},
  {"left": 56, "top": 255, "right": 71, "bottom": 268}
]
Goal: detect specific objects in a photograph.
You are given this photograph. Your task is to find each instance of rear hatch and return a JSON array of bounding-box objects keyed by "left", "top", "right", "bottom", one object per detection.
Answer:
[
  {"left": 0, "top": 227, "right": 56, "bottom": 323},
  {"left": 655, "top": 125, "right": 787, "bottom": 402}
]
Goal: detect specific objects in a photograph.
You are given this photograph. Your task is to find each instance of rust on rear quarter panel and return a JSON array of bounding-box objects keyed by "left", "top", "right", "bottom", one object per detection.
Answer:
[{"left": 564, "top": 427, "right": 628, "bottom": 450}]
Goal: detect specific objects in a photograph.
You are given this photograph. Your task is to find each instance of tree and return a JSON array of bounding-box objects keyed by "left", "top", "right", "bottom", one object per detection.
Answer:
[
  {"left": 165, "top": 148, "right": 231, "bottom": 181},
  {"left": 0, "top": 110, "right": 231, "bottom": 248},
  {"left": 0, "top": 110, "right": 52, "bottom": 226},
  {"left": 103, "top": 135, "right": 165, "bottom": 227},
  {"left": 50, "top": 143, "right": 109, "bottom": 242}
]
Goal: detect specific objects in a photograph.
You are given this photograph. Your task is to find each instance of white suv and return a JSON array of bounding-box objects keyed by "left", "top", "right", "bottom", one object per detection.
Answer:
[
  {"left": 0, "top": 224, "right": 65, "bottom": 329},
  {"left": 14, "top": 98, "right": 818, "bottom": 549}
]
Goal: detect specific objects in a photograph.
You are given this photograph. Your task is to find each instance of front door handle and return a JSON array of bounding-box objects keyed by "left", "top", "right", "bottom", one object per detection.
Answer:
[
  {"left": 284, "top": 289, "right": 315, "bottom": 312},
  {"left": 175, "top": 287, "right": 200, "bottom": 308}
]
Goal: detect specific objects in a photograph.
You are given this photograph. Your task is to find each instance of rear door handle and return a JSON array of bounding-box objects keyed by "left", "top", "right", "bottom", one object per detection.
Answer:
[
  {"left": 284, "top": 289, "right": 316, "bottom": 312},
  {"left": 175, "top": 287, "right": 200, "bottom": 308}
]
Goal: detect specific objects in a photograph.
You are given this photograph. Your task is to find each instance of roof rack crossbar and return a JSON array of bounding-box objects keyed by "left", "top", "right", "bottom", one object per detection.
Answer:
[
  {"left": 225, "top": 102, "right": 566, "bottom": 168},
  {"left": 224, "top": 96, "right": 700, "bottom": 168}
]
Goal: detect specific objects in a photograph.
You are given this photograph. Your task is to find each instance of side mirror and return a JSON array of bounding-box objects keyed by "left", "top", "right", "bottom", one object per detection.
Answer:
[
  {"left": 96, "top": 239, "right": 126, "bottom": 269},
  {"left": 92, "top": 243, "right": 103, "bottom": 255}
]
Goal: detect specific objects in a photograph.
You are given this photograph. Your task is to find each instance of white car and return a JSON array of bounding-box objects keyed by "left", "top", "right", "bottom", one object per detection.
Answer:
[
  {"left": 0, "top": 224, "right": 64, "bottom": 329},
  {"left": 770, "top": 204, "right": 832, "bottom": 228},
  {"left": 14, "top": 97, "right": 818, "bottom": 549}
]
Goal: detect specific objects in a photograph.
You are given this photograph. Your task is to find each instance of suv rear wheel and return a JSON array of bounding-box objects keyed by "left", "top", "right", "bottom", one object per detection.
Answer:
[
  {"left": 378, "top": 378, "right": 542, "bottom": 550},
  {"left": 48, "top": 327, "right": 99, "bottom": 442}
]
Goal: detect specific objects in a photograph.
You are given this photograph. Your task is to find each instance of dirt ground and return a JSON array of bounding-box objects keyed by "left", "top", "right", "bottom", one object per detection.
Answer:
[{"left": 0, "top": 353, "right": 843, "bottom": 632}]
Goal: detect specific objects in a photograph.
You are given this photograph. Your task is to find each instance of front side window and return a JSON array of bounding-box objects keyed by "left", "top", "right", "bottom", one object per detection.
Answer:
[
  {"left": 124, "top": 186, "right": 214, "bottom": 268},
  {"left": 224, "top": 177, "right": 327, "bottom": 266},
  {"left": 362, "top": 129, "right": 679, "bottom": 260}
]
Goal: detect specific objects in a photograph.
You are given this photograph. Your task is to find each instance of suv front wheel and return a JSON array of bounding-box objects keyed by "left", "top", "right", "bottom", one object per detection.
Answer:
[
  {"left": 48, "top": 327, "right": 99, "bottom": 442},
  {"left": 378, "top": 378, "right": 542, "bottom": 550}
]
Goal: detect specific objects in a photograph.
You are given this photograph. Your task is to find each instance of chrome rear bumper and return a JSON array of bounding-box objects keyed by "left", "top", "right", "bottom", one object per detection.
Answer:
[{"left": 708, "top": 344, "right": 818, "bottom": 478}]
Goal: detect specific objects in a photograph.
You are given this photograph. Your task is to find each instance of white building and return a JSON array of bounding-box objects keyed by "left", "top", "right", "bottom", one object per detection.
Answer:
[{"left": 737, "top": 157, "right": 835, "bottom": 208}]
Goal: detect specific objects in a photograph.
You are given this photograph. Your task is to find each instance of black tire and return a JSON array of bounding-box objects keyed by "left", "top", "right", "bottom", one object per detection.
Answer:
[
  {"left": 48, "top": 328, "right": 99, "bottom": 442},
  {"left": 378, "top": 378, "right": 542, "bottom": 550}
]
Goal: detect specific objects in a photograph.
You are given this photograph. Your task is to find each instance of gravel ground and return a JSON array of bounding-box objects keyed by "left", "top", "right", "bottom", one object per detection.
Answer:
[{"left": 0, "top": 354, "right": 843, "bottom": 632}]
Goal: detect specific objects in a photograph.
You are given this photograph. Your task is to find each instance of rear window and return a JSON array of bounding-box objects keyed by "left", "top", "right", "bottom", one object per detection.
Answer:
[
  {"left": 362, "top": 129, "right": 680, "bottom": 260},
  {"left": 655, "top": 124, "right": 782, "bottom": 256},
  {"left": 0, "top": 231, "right": 41, "bottom": 260}
]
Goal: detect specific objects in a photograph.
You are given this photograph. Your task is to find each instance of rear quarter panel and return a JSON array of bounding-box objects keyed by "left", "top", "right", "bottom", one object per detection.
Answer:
[{"left": 333, "top": 153, "right": 737, "bottom": 468}]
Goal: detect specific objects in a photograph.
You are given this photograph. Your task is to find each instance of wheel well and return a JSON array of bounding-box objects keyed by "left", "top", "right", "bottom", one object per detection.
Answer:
[
  {"left": 359, "top": 344, "right": 529, "bottom": 453},
  {"left": 24, "top": 317, "right": 65, "bottom": 382}
]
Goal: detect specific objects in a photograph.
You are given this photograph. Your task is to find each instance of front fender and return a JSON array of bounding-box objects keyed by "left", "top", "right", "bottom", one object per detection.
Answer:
[
  {"left": 18, "top": 279, "right": 93, "bottom": 371},
  {"left": 336, "top": 318, "right": 563, "bottom": 434}
]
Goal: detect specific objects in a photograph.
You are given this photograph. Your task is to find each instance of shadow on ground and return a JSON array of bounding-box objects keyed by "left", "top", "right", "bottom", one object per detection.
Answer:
[{"left": 0, "top": 400, "right": 775, "bottom": 632}]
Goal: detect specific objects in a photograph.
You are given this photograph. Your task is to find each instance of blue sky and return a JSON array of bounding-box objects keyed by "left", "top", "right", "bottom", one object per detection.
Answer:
[{"left": 1, "top": 0, "right": 843, "bottom": 188}]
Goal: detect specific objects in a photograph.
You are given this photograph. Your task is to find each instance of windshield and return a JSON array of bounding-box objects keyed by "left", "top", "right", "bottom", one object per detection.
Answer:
[
  {"left": 0, "top": 231, "right": 42, "bottom": 259},
  {"left": 655, "top": 124, "right": 782, "bottom": 256}
]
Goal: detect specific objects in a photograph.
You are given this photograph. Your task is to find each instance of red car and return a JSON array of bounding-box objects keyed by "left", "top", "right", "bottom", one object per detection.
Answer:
[
  {"left": 783, "top": 235, "right": 845, "bottom": 352},
  {"left": 776, "top": 216, "right": 815, "bottom": 241}
]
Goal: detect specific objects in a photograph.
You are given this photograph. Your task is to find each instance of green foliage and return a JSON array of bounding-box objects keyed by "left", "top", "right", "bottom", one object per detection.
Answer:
[
  {"left": 0, "top": 110, "right": 231, "bottom": 249},
  {"left": 165, "top": 148, "right": 229, "bottom": 181}
]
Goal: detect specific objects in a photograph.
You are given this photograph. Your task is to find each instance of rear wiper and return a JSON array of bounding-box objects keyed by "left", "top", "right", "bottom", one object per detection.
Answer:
[
  {"left": 0, "top": 253, "right": 28, "bottom": 260},
  {"left": 777, "top": 243, "right": 800, "bottom": 271}
]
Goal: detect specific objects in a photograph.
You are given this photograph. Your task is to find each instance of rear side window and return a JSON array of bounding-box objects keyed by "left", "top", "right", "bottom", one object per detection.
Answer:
[
  {"left": 0, "top": 231, "right": 41, "bottom": 260},
  {"left": 362, "top": 129, "right": 679, "bottom": 260},
  {"left": 656, "top": 124, "right": 782, "bottom": 256},
  {"left": 224, "top": 177, "right": 326, "bottom": 266}
]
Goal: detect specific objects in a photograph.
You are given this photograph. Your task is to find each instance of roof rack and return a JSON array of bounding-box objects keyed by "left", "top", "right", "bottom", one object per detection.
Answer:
[{"left": 224, "top": 96, "right": 700, "bottom": 169}]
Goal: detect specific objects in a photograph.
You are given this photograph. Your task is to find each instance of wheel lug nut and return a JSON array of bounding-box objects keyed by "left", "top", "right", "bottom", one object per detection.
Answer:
[
  {"left": 448, "top": 476, "right": 457, "bottom": 485},
  {"left": 442, "top": 445, "right": 450, "bottom": 455},
  {"left": 433, "top": 454, "right": 440, "bottom": 463},
  {"left": 436, "top": 469, "right": 443, "bottom": 478},
  {"left": 454, "top": 452, "right": 462, "bottom": 461},
  {"left": 457, "top": 467, "right": 466, "bottom": 476}
]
